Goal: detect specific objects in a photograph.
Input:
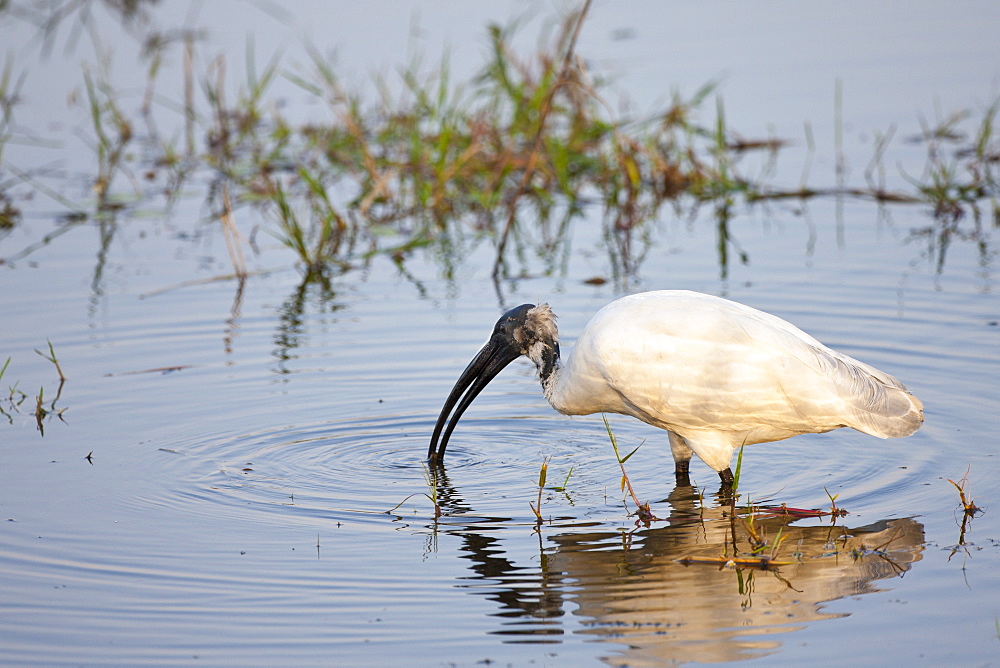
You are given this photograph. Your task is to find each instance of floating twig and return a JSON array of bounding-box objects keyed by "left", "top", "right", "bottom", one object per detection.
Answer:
[{"left": 675, "top": 555, "right": 793, "bottom": 570}]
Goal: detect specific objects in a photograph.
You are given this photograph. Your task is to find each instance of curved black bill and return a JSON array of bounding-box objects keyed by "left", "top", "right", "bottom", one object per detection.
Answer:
[{"left": 427, "top": 334, "right": 522, "bottom": 462}]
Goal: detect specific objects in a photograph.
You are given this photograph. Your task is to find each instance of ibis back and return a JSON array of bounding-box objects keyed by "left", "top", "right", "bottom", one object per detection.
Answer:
[{"left": 547, "top": 291, "right": 923, "bottom": 447}]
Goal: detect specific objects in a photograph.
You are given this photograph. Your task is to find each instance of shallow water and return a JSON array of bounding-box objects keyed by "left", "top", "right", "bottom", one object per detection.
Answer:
[{"left": 2, "top": 2, "right": 999, "bottom": 666}]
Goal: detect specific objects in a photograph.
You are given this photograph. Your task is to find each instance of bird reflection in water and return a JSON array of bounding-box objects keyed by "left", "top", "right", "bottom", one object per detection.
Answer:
[{"left": 428, "top": 472, "right": 924, "bottom": 664}]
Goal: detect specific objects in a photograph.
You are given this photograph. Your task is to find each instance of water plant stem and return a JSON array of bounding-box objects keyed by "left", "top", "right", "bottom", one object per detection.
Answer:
[
  {"left": 603, "top": 415, "right": 655, "bottom": 523},
  {"left": 529, "top": 456, "right": 549, "bottom": 525}
]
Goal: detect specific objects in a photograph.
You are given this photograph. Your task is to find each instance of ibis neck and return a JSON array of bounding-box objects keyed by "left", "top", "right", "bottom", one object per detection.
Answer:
[
  {"left": 541, "top": 340, "right": 560, "bottom": 385},
  {"left": 529, "top": 339, "right": 561, "bottom": 393}
]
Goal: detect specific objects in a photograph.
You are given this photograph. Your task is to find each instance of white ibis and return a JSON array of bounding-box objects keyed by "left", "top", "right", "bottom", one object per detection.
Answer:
[{"left": 428, "top": 290, "right": 924, "bottom": 485}]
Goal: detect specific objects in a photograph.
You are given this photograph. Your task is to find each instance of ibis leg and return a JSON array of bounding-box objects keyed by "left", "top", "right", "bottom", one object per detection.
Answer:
[
  {"left": 668, "top": 432, "right": 694, "bottom": 485},
  {"left": 674, "top": 459, "right": 691, "bottom": 486},
  {"left": 718, "top": 467, "right": 734, "bottom": 485}
]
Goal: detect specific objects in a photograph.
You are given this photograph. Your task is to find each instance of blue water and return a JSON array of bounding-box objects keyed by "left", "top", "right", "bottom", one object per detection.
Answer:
[{"left": 1, "top": 1, "right": 998, "bottom": 665}]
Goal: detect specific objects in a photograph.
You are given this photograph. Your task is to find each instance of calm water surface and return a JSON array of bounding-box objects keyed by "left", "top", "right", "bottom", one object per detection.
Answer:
[{"left": 1, "top": 2, "right": 998, "bottom": 665}]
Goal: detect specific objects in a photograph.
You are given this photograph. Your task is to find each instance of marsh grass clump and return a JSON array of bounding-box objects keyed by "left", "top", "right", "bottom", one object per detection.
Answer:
[
  {"left": 3, "top": 4, "right": 996, "bottom": 282},
  {"left": 211, "top": 5, "right": 996, "bottom": 284},
  {"left": 735, "top": 497, "right": 791, "bottom": 566},
  {"left": 186, "top": 3, "right": 740, "bottom": 282},
  {"left": 902, "top": 100, "right": 1000, "bottom": 272}
]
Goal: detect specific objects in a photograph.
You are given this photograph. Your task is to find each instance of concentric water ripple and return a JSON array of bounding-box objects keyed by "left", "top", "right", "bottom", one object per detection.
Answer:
[{"left": 138, "top": 411, "right": 645, "bottom": 531}]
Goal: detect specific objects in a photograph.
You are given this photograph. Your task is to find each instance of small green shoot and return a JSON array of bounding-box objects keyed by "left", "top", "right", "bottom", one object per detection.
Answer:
[
  {"left": 423, "top": 463, "right": 442, "bottom": 520},
  {"left": 603, "top": 415, "right": 655, "bottom": 524},
  {"left": 740, "top": 496, "right": 764, "bottom": 551},
  {"left": 529, "top": 456, "right": 549, "bottom": 525},
  {"left": 744, "top": 512, "right": 788, "bottom": 560},
  {"left": 34, "top": 386, "right": 45, "bottom": 433},
  {"left": 739, "top": 496, "right": 786, "bottom": 559},
  {"left": 768, "top": 526, "right": 788, "bottom": 561},
  {"left": 34, "top": 340, "right": 65, "bottom": 382},
  {"left": 732, "top": 444, "right": 744, "bottom": 493},
  {"left": 551, "top": 466, "right": 574, "bottom": 492},
  {"left": 824, "top": 486, "right": 848, "bottom": 518}
]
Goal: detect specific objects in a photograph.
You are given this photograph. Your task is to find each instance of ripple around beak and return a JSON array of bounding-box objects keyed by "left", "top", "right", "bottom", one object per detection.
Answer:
[{"left": 428, "top": 335, "right": 522, "bottom": 462}]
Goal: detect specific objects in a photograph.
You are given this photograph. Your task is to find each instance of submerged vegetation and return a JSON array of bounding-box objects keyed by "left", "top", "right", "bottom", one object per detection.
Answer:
[{"left": 0, "top": 1, "right": 996, "bottom": 288}]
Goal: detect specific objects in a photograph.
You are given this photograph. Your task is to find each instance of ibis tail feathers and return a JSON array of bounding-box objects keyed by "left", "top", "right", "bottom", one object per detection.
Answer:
[
  {"left": 849, "top": 385, "right": 924, "bottom": 439},
  {"left": 794, "top": 336, "right": 923, "bottom": 440},
  {"left": 822, "top": 353, "right": 924, "bottom": 439}
]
